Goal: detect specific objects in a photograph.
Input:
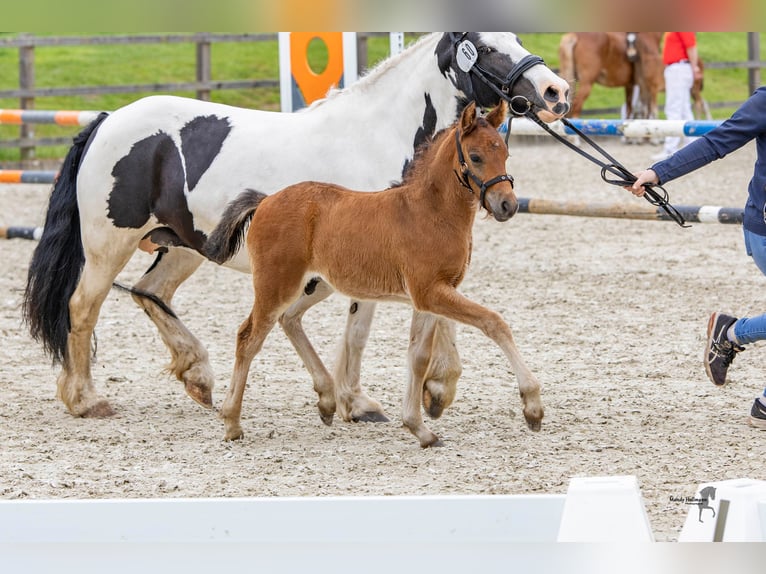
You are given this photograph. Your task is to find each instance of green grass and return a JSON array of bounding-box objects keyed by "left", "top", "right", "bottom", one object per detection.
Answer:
[{"left": 0, "top": 32, "right": 761, "bottom": 162}]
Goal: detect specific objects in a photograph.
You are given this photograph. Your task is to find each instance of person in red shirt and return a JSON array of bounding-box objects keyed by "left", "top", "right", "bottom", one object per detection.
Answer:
[{"left": 653, "top": 32, "right": 704, "bottom": 160}]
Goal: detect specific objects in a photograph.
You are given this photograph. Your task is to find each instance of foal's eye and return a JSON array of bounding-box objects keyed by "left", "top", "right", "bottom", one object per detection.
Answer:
[{"left": 470, "top": 154, "right": 482, "bottom": 163}]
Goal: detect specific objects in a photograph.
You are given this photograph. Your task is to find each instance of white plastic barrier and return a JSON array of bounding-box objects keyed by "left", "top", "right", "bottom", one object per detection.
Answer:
[
  {"left": 557, "top": 475, "right": 655, "bottom": 542},
  {"left": 0, "top": 494, "right": 565, "bottom": 544},
  {"left": 678, "top": 478, "right": 766, "bottom": 542}
]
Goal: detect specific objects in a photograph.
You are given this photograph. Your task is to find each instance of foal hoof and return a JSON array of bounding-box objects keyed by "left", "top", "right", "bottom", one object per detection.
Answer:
[
  {"left": 352, "top": 411, "right": 390, "bottom": 423},
  {"left": 525, "top": 418, "right": 542, "bottom": 432},
  {"left": 224, "top": 429, "right": 244, "bottom": 441},
  {"left": 185, "top": 381, "right": 214, "bottom": 409},
  {"left": 319, "top": 411, "right": 334, "bottom": 426},
  {"left": 81, "top": 400, "right": 116, "bottom": 418},
  {"left": 424, "top": 438, "right": 445, "bottom": 448}
]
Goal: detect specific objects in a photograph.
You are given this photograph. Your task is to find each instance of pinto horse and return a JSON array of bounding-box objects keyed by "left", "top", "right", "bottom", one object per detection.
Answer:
[
  {"left": 558, "top": 32, "right": 664, "bottom": 122},
  {"left": 23, "top": 33, "right": 569, "bottom": 428},
  {"left": 204, "top": 101, "right": 542, "bottom": 447}
]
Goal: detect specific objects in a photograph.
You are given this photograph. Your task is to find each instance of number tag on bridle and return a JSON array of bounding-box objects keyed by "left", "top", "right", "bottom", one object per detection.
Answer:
[{"left": 456, "top": 40, "right": 478, "bottom": 72}]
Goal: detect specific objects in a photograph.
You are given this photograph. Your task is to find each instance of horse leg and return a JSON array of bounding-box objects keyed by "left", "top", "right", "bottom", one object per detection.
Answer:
[
  {"left": 130, "top": 248, "right": 214, "bottom": 408},
  {"left": 415, "top": 284, "right": 543, "bottom": 431},
  {"left": 220, "top": 309, "right": 278, "bottom": 441},
  {"left": 59, "top": 253, "right": 134, "bottom": 417},
  {"left": 278, "top": 280, "right": 337, "bottom": 426},
  {"left": 333, "top": 301, "right": 389, "bottom": 423},
  {"left": 403, "top": 311, "right": 462, "bottom": 447}
]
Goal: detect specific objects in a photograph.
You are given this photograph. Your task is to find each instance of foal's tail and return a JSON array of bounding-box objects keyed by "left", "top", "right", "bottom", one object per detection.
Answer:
[
  {"left": 204, "top": 189, "right": 268, "bottom": 264},
  {"left": 23, "top": 112, "right": 109, "bottom": 364}
]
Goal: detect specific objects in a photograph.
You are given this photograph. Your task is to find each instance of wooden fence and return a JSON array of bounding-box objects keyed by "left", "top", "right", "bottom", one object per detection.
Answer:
[
  {"left": 0, "top": 32, "right": 391, "bottom": 162},
  {"left": 0, "top": 33, "right": 763, "bottom": 163}
]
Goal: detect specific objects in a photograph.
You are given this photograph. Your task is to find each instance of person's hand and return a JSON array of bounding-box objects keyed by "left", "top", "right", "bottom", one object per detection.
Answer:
[{"left": 623, "top": 169, "right": 659, "bottom": 197}]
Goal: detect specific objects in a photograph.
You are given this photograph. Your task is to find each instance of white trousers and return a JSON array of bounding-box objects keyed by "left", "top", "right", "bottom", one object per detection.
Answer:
[{"left": 662, "top": 62, "right": 694, "bottom": 154}]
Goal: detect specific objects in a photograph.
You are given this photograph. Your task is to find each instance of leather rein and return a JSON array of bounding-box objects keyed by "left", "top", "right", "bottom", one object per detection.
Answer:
[{"left": 451, "top": 33, "right": 689, "bottom": 228}]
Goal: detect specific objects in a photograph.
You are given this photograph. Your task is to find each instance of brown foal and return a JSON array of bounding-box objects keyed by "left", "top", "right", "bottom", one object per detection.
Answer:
[{"left": 205, "top": 101, "right": 543, "bottom": 447}]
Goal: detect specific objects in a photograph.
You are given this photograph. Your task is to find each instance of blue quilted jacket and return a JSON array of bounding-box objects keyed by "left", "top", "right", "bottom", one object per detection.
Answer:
[{"left": 651, "top": 86, "right": 766, "bottom": 236}]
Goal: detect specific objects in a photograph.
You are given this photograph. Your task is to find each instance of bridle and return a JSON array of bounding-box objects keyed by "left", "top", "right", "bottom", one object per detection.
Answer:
[
  {"left": 449, "top": 33, "right": 545, "bottom": 108},
  {"left": 454, "top": 126, "right": 514, "bottom": 211},
  {"left": 449, "top": 33, "right": 689, "bottom": 228}
]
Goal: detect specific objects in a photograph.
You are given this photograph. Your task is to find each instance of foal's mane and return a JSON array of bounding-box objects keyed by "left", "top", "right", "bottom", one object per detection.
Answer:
[{"left": 398, "top": 113, "right": 493, "bottom": 187}]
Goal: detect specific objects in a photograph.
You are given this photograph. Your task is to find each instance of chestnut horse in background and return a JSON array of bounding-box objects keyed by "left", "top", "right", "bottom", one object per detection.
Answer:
[
  {"left": 558, "top": 32, "right": 664, "bottom": 121},
  {"left": 558, "top": 32, "right": 710, "bottom": 123},
  {"left": 204, "top": 101, "right": 544, "bottom": 448}
]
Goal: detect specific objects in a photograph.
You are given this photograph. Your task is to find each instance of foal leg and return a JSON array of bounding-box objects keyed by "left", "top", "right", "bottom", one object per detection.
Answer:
[
  {"left": 416, "top": 285, "right": 543, "bottom": 431},
  {"left": 333, "top": 301, "right": 389, "bottom": 423},
  {"left": 278, "top": 280, "right": 337, "bottom": 426},
  {"left": 59, "top": 252, "right": 134, "bottom": 417},
  {"left": 131, "top": 248, "right": 214, "bottom": 408},
  {"left": 220, "top": 310, "right": 278, "bottom": 441},
  {"left": 403, "top": 311, "right": 462, "bottom": 447}
]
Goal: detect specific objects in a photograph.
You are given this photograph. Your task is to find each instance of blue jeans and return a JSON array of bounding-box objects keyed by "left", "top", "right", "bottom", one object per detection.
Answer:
[{"left": 734, "top": 228, "right": 766, "bottom": 345}]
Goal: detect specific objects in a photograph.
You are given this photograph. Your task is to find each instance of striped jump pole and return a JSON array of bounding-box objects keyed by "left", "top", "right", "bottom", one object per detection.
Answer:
[
  {"left": 1, "top": 109, "right": 105, "bottom": 185},
  {"left": 500, "top": 118, "right": 722, "bottom": 138},
  {"left": 1, "top": 198, "right": 743, "bottom": 242},
  {"left": 0, "top": 226, "right": 42, "bottom": 240},
  {"left": 0, "top": 170, "right": 56, "bottom": 184},
  {"left": 0, "top": 109, "right": 103, "bottom": 126},
  {"left": 517, "top": 197, "right": 743, "bottom": 224}
]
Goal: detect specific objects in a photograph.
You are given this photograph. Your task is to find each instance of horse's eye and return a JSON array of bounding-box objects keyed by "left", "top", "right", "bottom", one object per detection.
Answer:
[{"left": 470, "top": 154, "right": 482, "bottom": 163}]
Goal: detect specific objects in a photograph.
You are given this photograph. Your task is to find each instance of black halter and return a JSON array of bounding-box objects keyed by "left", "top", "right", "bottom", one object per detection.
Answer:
[
  {"left": 449, "top": 33, "right": 545, "bottom": 108},
  {"left": 454, "top": 127, "right": 514, "bottom": 211}
]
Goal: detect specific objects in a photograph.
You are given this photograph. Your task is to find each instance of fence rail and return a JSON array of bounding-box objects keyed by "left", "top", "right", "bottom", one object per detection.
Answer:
[
  {"left": 0, "top": 32, "right": 392, "bottom": 162},
  {"left": 1, "top": 33, "right": 763, "bottom": 162}
]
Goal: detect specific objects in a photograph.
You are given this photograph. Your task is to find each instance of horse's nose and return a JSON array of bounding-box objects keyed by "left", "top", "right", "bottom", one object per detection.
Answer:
[
  {"left": 553, "top": 100, "right": 570, "bottom": 116},
  {"left": 498, "top": 197, "right": 518, "bottom": 221}
]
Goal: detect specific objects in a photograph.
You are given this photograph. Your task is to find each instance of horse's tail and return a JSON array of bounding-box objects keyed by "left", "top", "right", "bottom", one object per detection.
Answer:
[
  {"left": 558, "top": 32, "right": 578, "bottom": 85},
  {"left": 23, "top": 112, "right": 109, "bottom": 364},
  {"left": 204, "top": 189, "right": 268, "bottom": 264}
]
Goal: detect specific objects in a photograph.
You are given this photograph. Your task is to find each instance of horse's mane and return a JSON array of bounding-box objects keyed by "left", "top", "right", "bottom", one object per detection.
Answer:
[{"left": 303, "top": 33, "right": 438, "bottom": 111}]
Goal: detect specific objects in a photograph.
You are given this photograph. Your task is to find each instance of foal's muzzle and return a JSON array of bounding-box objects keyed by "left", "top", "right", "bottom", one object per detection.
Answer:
[{"left": 488, "top": 191, "right": 519, "bottom": 222}]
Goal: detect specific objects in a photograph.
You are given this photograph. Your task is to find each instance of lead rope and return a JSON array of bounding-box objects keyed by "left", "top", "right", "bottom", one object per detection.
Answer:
[{"left": 523, "top": 111, "right": 690, "bottom": 228}]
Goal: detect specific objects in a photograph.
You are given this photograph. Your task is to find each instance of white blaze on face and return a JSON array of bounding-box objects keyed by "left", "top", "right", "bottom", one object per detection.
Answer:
[{"left": 479, "top": 32, "right": 570, "bottom": 122}]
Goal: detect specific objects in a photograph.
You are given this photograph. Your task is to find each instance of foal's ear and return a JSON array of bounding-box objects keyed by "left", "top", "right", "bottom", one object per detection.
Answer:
[
  {"left": 486, "top": 101, "right": 508, "bottom": 129},
  {"left": 460, "top": 101, "right": 478, "bottom": 134}
]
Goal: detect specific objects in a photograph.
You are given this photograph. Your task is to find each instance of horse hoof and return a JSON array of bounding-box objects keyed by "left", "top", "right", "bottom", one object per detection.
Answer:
[
  {"left": 224, "top": 428, "right": 244, "bottom": 441},
  {"left": 352, "top": 411, "right": 390, "bottom": 423},
  {"left": 526, "top": 419, "right": 542, "bottom": 432},
  {"left": 319, "top": 412, "right": 334, "bottom": 426},
  {"left": 81, "top": 400, "right": 115, "bottom": 418},
  {"left": 185, "top": 381, "right": 213, "bottom": 408},
  {"left": 421, "top": 437, "right": 445, "bottom": 448}
]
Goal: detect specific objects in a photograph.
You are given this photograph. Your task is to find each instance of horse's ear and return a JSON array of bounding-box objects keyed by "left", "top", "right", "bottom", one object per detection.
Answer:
[
  {"left": 486, "top": 101, "right": 507, "bottom": 129},
  {"left": 460, "top": 101, "right": 477, "bottom": 134}
]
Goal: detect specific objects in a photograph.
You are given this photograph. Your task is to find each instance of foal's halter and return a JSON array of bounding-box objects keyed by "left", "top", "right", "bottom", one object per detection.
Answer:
[{"left": 454, "top": 127, "right": 514, "bottom": 211}]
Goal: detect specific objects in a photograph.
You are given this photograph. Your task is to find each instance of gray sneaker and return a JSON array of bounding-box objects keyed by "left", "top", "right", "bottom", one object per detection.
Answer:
[
  {"left": 704, "top": 312, "right": 743, "bottom": 386},
  {"left": 749, "top": 399, "right": 766, "bottom": 429}
]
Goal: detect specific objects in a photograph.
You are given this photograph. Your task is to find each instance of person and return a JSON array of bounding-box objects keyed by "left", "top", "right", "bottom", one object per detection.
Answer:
[
  {"left": 653, "top": 32, "right": 704, "bottom": 160},
  {"left": 626, "top": 86, "right": 766, "bottom": 429}
]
